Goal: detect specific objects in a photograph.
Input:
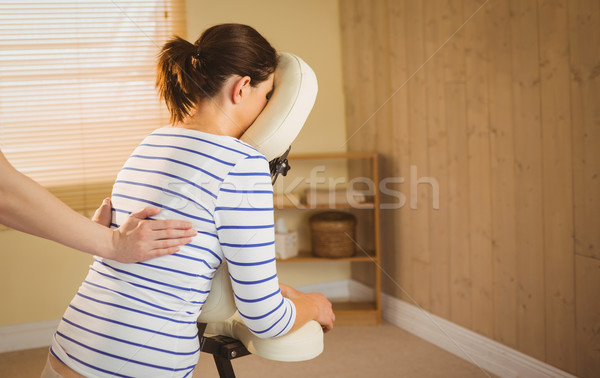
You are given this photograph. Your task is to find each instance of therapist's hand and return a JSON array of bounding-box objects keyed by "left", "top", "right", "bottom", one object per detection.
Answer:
[
  {"left": 91, "top": 197, "right": 115, "bottom": 228},
  {"left": 92, "top": 198, "right": 196, "bottom": 263}
]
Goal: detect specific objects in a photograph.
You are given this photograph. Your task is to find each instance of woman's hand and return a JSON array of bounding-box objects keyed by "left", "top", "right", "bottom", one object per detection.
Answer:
[
  {"left": 279, "top": 283, "right": 304, "bottom": 300},
  {"left": 92, "top": 198, "right": 197, "bottom": 263},
  {"left": 303, "top": 292, "right": 335, "bottom": 333},
  {"left": 286, "top": 287, "right": 335, "bottom": 334}
]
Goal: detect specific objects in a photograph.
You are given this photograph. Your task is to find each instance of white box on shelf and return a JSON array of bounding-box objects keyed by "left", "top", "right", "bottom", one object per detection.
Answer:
[{"left": 275, "top": 231, "right": 298, "bottom": 260}]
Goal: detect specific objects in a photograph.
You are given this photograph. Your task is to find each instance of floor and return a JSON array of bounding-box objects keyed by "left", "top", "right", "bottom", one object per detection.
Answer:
[{"left": 0, "top": 323, "right": 496, "bottom": 378}]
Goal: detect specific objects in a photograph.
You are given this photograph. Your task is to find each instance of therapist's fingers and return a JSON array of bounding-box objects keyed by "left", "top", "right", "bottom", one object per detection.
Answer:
[
  {"left": 131, "top": 207, "right": 196, "bottom": 232},
  {"left": 92, "top": 198, "right": 113, "bottom": 227},
  {"left": 147, "top": 219, "right": 197, "bottom": 233},
  {"left": 149, "top": 237, "right": 198, "bottom": 252},
  {"left": 130, "top": 206, "right": 161, "bottom": 220},
  {"left": 145, "top": 228, "right": 198, "bottom": 242},
  {"left": 108, "top": 206, "right": 197, "bottom": 263},
  {"left": 112, "top": 224, "right": 195, "bottom": 263},
  {"left": 138, "top": 241, "right": 194, "bottom": 259}
]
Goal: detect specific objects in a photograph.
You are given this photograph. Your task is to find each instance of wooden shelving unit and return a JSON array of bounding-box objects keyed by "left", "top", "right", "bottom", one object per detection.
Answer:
[{"left": 274, "top": 152, "right": 381, "bottom": 325}]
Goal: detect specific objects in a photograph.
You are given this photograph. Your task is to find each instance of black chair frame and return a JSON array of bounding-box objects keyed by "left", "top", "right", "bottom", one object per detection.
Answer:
[{"left": 197, "top": 322, "right": 251, "bottom": 378}]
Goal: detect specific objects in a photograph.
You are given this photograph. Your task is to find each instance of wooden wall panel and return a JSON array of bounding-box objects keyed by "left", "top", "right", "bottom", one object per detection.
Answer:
[
  {"left": 385, "top": 0, "right": 413, "bottom": 303},
  {"left": 539, "top": 0, "right": 576, "bottom": 371},
  {"left": 404, "top": 0, "right": 432, "bottom": 311},
  {"left": 464, "top": 0, "right": 493, "bottom": 339},
  {"left": 372, "top": 0, "right": 393, "bottom": 159},
  {"left": 569, "top": 0, "right": 600, "bottom": 262},
  {"left": 575, "top": 255, "right": 600, "bottom": 376},
  {"left": 341, "top": 0, "right": 377, "bottom": 289},
  {"left": 445, "top": 80, "right": 472, "bottom": 328},
  {"left": 486, "top": 0, "right": 519, "bottom": 350},
  {"left": 568, "top": 0, "right": 600, "bottom": 376},
  {"left": 339, "top": 0, "right": 599, "bottom": 374},
  {"left": 425, "top": 0, "right": 451, "bottom": 319},
  {"left": 443, "top": 0, "right": 473, "bottom": 330},
  {"left": 353, "top": 1, "right": 378, "bottom": 153},
  {"left": 339, "top": 2, "right": 360, "bottom": 152},
  {"left": 509, "top": 0, "right": 546, "bottom": 361}
]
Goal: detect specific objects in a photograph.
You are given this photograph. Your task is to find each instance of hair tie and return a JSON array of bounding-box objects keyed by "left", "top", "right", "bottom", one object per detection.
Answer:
[{"left": 194, "top": 46, "right": 203, "bottom": 61}]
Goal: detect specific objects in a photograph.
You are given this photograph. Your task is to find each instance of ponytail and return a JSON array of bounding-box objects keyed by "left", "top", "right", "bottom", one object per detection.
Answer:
[
  {"left": 156, "top": 24, "right": 278, "bottom": 125},
  {"left": 156, "top": 36, "right": 205, "bottom": 124}
]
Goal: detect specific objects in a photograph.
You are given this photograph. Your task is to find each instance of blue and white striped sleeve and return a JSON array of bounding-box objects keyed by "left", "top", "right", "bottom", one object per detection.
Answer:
[{"left": 214, "top": 155, "right": 296, "bottom": 338}]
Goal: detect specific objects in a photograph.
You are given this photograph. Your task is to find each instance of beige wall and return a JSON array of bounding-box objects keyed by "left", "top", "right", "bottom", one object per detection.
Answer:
[
  {"left": 339, "top": 0, "right": 599, "bottom": 376},
  {"left": 0, "top": 0, "right": 347, "bottom": 327},
  {"left": 0, "top": 231, "right": 92, "bottom": 326}
]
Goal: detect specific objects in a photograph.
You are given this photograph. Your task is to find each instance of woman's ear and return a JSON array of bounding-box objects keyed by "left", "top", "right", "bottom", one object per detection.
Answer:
[{"left": 231, "top": 76, "right": 251, "bottom": 105}]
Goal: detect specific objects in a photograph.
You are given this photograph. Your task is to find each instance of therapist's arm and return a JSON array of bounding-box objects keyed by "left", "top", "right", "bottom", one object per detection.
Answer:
[{"left": 0, "top": 151, "right": 196, "bottom": 262}]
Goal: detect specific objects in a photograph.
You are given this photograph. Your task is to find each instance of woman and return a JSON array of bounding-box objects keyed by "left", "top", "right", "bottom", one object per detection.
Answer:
[{"left": 46, "top": 24, "right": 334, "bottom": 377}]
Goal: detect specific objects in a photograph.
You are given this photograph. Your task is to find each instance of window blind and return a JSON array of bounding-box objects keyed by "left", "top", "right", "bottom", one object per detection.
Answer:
[{"left": 0, "top": 0, "right": 186, "bottom": 214}]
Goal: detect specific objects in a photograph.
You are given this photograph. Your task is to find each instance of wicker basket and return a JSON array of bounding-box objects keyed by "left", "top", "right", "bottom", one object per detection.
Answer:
[{"left": 309, "top": 211, "right": 356, "bottom": 258}]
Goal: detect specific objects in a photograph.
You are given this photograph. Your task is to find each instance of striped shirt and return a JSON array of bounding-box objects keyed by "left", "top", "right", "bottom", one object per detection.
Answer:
[{"left": 50, "top": 127, "right": 296, "bottom": 377}]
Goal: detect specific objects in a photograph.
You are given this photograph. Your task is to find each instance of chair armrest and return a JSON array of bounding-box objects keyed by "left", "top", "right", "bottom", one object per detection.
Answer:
[{"left": 206, "top": 312, "right": 324, "bottom": 362}]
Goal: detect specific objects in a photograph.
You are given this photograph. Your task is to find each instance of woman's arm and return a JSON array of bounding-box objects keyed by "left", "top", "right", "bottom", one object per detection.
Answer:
[
  {"left": 0, "top": 150, "right": 196, "bottom": 262},
  {"left": 216, "top": 156, "right": 334, "bottom": 337}
]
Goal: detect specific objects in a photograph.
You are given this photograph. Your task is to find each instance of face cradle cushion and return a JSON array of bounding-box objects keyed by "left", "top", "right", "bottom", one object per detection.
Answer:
[{"left": 240, "top": 52, "right": 318, "bottom": 161}]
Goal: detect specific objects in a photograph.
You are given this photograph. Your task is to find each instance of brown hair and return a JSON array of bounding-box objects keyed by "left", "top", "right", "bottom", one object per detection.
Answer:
[{"left": 156, "top": 23, "right": 278, "bottom": 124}]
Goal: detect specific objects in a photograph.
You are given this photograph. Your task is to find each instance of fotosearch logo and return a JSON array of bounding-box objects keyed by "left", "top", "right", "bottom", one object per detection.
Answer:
[{"left": 274, "top": 165, "right": 440, "bottom": 210}]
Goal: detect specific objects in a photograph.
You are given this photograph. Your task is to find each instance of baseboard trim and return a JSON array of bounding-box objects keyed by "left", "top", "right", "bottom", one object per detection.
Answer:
[
  {"left": 0, "top": 319, "right": 58, "bottom": 353},
  {"left": 382, "top": 294, "right": 576, "bottom": 378}
]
